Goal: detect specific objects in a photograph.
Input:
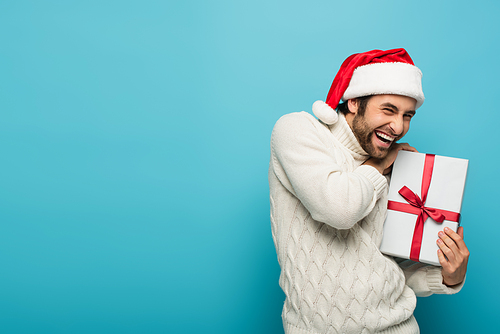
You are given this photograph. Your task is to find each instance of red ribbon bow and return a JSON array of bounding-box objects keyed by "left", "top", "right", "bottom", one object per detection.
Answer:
[{"left": 387, "top": 154, "right": 460, "bottom": 262}]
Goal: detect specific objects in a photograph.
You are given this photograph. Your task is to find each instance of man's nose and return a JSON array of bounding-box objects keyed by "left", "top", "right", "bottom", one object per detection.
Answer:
[{"left": 390, "top": 115, "right": 404, "bottom": 135}]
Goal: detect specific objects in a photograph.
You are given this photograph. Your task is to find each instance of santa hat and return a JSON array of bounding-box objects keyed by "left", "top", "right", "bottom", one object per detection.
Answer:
[{"left": 313, "top": 48, "right": 425, "bottom": 125}]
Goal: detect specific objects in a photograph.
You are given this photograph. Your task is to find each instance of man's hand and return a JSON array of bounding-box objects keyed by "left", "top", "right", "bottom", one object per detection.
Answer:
[
  {"left": 363, "top": 143, "right": 418, "bottom": 175},
  {"left": 437, "top": 226, "right": 469, "bottom": 286}
]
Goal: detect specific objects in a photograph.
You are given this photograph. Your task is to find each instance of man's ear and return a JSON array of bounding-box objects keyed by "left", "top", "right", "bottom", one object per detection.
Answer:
[{"left": 347, "top": 99, "right": 358, "bottom": 115}]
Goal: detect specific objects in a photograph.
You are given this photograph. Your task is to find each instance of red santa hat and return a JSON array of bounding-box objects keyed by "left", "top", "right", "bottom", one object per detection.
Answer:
[{"left": 313, "top": 48, "right": 425, "bottom": 125}]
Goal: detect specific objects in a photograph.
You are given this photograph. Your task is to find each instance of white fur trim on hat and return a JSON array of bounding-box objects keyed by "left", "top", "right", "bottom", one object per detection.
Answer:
[
  {"left": 342, "top": 62, "right": 425, "bottom": 109},
  {"left": 312, "top": 100, "right": 338, "bottom": 125}
]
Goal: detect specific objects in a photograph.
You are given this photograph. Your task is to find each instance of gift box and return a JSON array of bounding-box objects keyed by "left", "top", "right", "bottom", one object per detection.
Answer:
[{"left": 379, "top": 151, "right": 468, "bottom": 266}]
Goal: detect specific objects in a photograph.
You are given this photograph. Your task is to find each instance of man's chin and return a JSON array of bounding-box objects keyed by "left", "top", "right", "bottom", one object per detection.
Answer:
[
  {"left": 362, "top": 136, "right": 393, "bottom": 159},
  {"left": 365, "top": 135, "right": 394, "bottom": 159},
  {"left": 369, "top": 147, "right": 390, "bottom": 159}
]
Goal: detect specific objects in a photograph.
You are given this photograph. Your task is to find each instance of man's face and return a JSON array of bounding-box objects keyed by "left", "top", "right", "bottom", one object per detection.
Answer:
[{"left": 348, "top": 94, "right": 417, "bottom": 159}]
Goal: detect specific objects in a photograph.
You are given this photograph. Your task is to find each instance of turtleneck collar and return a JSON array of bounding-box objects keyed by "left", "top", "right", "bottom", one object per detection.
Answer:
[{"left": 328, "top": 112, "right": 370, "bottom": 160}]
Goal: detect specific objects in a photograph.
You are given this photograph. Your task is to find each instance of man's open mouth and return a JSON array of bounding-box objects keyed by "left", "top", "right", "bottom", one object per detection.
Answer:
[{"left": 375, "top": 131, "right": 395, "bottom": 144}]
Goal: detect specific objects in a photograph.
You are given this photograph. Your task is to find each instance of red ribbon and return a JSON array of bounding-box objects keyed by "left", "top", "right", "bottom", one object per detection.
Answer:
[{"left": 387, "top": 154, "right": 460, "bottom": 262}]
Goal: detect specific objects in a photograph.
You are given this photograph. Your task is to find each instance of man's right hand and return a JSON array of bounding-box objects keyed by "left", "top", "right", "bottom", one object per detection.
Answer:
[{"left": 363, "top": 143, "right": 418, "bottom": 175}]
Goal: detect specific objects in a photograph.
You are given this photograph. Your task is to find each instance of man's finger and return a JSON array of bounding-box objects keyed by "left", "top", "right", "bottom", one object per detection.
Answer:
[
  {"left": 443, "top": 227, "right": 466, "bottom": 250},
  {"left": 439, "top": 230, "right": 458, "bottom": 249},
  {"left": 437, "top": 249, "right": 449, "bottom": 265},
  {"left": 437, "top": 238, "right": 456, "bottom": 261},
  {"left": 395, "top": 142, "right": 418, "bottom": 152},
  {"left": 400, "top": 145, "right": 418, "bottom": 153}
]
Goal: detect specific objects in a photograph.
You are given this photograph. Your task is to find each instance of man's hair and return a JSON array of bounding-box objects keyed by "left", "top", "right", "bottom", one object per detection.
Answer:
[{"left": 337, "top": 95, "right": 373, "bottom": 116}]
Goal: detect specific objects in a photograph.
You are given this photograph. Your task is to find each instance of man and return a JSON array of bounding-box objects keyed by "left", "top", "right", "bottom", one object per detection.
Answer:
[{"left": 269, "top": 49, "right": 469, "bottom": 333}]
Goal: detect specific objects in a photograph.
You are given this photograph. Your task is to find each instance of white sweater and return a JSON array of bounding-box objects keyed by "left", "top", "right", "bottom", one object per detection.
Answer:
[{"left": 269, "top": 111, "right": 462, "bottom": 334}]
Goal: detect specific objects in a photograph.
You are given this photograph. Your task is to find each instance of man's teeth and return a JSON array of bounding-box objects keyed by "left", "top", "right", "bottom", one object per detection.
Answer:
[{"left": 376, "top": 131, "right": 395, "bottom": 142}]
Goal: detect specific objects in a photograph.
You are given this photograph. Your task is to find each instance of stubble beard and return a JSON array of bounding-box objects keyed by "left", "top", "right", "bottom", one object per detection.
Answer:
[{"left": 352, "top": 113, "right": 392, "bottom": 159}]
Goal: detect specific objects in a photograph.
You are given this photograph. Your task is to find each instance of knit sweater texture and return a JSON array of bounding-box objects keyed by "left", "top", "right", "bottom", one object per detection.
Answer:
[{"left": 269, "top": 111, "right": 463, "bottom": 334}]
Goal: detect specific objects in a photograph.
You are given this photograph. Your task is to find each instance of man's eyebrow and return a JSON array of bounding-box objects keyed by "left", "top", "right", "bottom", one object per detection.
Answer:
[
  {"left": 380, "top": 102, "right": 416, "bottom": 115},
  {"left": 380, "top": 102, "right": 399, "bottom": 110}
]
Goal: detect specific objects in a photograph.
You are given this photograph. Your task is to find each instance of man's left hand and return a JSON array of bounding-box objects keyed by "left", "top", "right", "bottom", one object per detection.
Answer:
[{"left": 437, "top": 226, "right": 469, "bottom": 286}]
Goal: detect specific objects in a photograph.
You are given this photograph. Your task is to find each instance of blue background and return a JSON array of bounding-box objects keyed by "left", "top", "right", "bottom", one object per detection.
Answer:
[{"left": 0, "top": 0, "right": 498, "bottom": 333}]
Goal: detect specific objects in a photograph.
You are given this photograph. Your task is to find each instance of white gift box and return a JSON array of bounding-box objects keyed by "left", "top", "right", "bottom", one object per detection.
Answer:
[{"left": 379, "top": 151, "right": 468, "bottom": 266}]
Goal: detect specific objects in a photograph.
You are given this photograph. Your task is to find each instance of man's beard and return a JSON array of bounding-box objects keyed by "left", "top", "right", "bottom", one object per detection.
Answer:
[{"left": 352, "top": 113, "right": 395, "bottom": 159}]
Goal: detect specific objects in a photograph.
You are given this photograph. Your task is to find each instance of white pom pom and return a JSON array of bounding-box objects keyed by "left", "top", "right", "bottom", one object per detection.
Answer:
[{"left": 312, "top": 100, "right": 338, "bottom": 125}]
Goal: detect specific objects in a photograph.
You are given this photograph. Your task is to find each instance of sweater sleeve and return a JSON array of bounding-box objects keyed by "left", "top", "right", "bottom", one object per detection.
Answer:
[
  {"left": 270, "top": 112, "right": 388, "bottom": 230},
  {"left": 395, "top": 257, "right": 465, "bottom": 297}
]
